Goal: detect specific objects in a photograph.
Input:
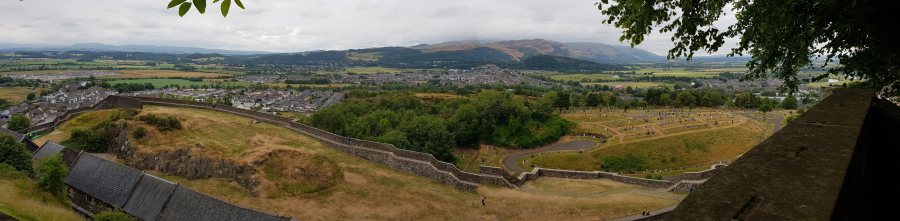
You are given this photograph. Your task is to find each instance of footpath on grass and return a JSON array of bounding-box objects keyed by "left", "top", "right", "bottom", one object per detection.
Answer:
[{"left": 502, "top": 140, "right": 598, "bottom": 173}]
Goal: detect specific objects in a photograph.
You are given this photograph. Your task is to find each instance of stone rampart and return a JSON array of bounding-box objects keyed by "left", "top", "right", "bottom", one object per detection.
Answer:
[{"left": 86, "top": 96, "right": 722, "bottom": 192}]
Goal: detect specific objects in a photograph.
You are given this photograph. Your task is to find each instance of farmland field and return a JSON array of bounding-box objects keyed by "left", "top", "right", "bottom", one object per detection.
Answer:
[
  {"left": 108, "top": 78, "right": 255, "bottom": 88},
  {"left": 103, "top": 70, "right": 229, "bottom": 79},
  {"left": 582, "top": 81, "right": 674, "bottom": 89},
  {"left": 633, "top": 67, "right": 737, "bottom": 78},
  {"left": 344, "top": 67, "right": 411, "bottom": 74},
  {"left": 41, "top": 106, "right": 686, "bottom": 220},
  {"left": 0, "top": 87, "right": 37, "bottom": 104},
  {"left": 548, "top": 73, "right": 619, "bottom": 82}
]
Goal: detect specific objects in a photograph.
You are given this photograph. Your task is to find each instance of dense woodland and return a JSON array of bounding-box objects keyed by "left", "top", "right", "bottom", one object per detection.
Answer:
[{"left": 310, "top": 91, "right": 573, "bottom": 163}]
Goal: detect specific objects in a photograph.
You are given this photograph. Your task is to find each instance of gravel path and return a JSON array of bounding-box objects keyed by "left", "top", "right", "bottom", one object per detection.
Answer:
[{"left": 501, "top": 140, "right": 598, "bottom": 173}]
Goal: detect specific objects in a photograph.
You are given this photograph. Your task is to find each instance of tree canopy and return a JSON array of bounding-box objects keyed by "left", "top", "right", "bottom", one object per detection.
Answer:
[
  {"left": 0, "top": 134, "right": 32, "bottom": 173},
  {"left": 597, "top": 0, "right": 900, "bottom": 95},
  {"left": 309, "top": 91, "right": 573, "bottom": 163}
]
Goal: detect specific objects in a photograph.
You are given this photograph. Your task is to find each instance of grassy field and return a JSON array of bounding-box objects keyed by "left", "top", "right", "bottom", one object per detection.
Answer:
[
  {"left": 107, "top": 78, "right": 254, "bottom": 88},
  {"left": 548, "top": 73, "right": 619, "bottom": 82},
  {"left": 103, "top": 70, "right": 229, "bottom": 79},
  {"left": 582, "top": 81, "right": 674, "bottom": 89},
  {"left": 0, "top": 167, "right": 85, "bottom": 221},
  {"left": 633, "top": 67, "right": 739, "bottom": 78},
  {"left": 41, "top": 105, "right": 684, "bottom": 220},
  {"left": 526, "top": 120, "right": 768, "bottom": 172},
  {"left": 526, "top": 108, "right": 779, "bottom": 175},
  {"left": 33, "top": 109, "right": 119, "bottom": 146},
  {"left": 0, "top": 87, "right": 37, "bottom": 104},
  {"left": 344, "top": 67, "right": 411, "bottom": 74}
]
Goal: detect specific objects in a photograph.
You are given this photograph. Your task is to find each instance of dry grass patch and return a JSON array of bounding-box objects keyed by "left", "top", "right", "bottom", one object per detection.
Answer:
[
  {"left": 32, "top": 109, "right": 119, "bottom": 146},
  {"left": 0, "top": 168, "right": 84, "bottom": 221},
  {"left": 529, "top": 121, "right": 767, "bottom": 171},
  {"left": 120, "top": 106, "right": 683, "bottom": 221},
  {"left": 0, "top": 87, "right": 37, "bottom": 104}
]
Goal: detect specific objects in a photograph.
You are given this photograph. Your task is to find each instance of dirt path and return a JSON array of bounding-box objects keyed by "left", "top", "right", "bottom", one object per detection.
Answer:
[{"left": 501, "top": 140, "right": 598, "bottom": 173}]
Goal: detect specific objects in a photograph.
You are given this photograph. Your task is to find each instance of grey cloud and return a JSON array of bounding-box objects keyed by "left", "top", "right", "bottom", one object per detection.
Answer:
[{"left": 0, "top": 0, "right": 737, "bottom": 55}]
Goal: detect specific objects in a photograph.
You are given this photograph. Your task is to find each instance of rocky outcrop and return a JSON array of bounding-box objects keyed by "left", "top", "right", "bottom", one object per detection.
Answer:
[{"left": 122, "top": 144, "right": 263, "bottom": 196}]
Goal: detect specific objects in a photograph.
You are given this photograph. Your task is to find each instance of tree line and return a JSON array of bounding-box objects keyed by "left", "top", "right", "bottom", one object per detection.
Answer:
[{"left": 309, "top": 91, "right": 573, "bottom": 163}]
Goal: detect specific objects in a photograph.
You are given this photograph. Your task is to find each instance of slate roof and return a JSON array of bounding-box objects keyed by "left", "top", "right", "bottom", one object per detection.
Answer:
[
  {"left": 0, "top": 126, "right": 25, "bottom": 142},
  {"left": 158, "top": 186, "right": 291, "bottom": 221},
  {"left": 65, "top": 153, "right": 142, "bottom": 208},
  {"left": 32, "top": 141, "right": 66, "bottom": 159},
  {"left": 122, "top": 173, "right": 177, "bottom": 221}
]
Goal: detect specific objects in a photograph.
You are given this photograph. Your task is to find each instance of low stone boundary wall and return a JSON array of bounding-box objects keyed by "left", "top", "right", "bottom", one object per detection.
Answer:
[
  {"left": 512, "top": 165, "right": 725, "bottom": 191},
  {"left": 133, "top": 96, "right": 508, "bottom": 191},
  {"left": 45, "top": 95, "right": 722, "bottom": 193}
]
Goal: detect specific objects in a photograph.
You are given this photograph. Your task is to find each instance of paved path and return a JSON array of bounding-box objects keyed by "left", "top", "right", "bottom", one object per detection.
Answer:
[{"left": 501, "top": 140, "right": 598, "bottom": 173}]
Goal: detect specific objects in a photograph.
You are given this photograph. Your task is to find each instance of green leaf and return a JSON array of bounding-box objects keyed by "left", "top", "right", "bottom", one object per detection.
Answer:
[
  {"left": 221, "top": 0, "right": 231, "bottom": 17},
  {"left": 167, "top": 0, "right": 187, "bottom": 9},
  {"left": 214, "top": 0, "right": 220, "bottom": 2},
  {"left": 193, "top": 0, "right": 206, "bottom": 14},
  {"left": 234, "top": 0, "right": 245, "bottom": 9},
  {"left": 179, "top": 2, "right": 192, "bottom": 17}
]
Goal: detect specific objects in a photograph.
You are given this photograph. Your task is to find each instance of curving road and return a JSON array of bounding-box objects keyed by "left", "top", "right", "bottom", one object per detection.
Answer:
[{"left": 502, "top": 140, "right": 598, "bottom": 173}]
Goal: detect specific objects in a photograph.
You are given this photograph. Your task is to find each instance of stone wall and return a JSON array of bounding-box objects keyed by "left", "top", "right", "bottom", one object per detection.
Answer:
[
  {"left": 133, "top": 96, "right": 495, "bottom": 191},
  {"left": 513, "top": 166, "right": 722, "bottom": 190},
  {"left": 95, "top": 96, "right": 722, "bottom": 192}
]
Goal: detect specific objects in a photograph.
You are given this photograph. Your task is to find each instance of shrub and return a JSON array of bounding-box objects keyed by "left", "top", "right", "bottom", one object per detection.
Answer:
[
  {"left": 37, "top": 154, "right": 68, "bottom": 197},
  {"left": 93, "top": 210, "right": 137, "bottom": 221},
  {"left": 131, "top": 127, "right": 147, "bottom": 139},
  {"left": 63, "top": 119, "right": 119, "bottom": 153},
  {"left": 8, "top": 114, "right": 31, "bottom": 132},
  {"left": 0, "top": 134, "right": 32, "bottom": 173},
  {"left": 600, "top": 154, "right": 647, "bottom": 173},
  {"left": 138, "top": 114, "right": 182, "bottom": 131}
]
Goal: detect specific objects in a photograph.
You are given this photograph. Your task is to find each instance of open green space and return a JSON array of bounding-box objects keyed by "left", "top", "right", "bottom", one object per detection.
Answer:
[
  {"left": 0, "top": 166, "right": 84, "bottom": 221},
  {"left": 526, "top": 120, "right": 768, "bottom": 172},
  {"left": 582, "top": 81, "right": 674, "bottom": 89},
  {"left": 44, "top": 105, "right": 684, "bottom": 220}
]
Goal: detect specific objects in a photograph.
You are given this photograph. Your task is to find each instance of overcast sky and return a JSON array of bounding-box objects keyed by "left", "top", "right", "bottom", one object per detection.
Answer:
[{"left": 1, "top": 0, "right": 736, "bottom": 55}]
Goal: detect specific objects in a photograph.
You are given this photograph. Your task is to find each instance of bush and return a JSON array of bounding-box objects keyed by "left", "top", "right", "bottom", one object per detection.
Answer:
[
  {"left": 37, "top": 154, "right": 68, "bottom": 197},
  {"left": 138, "top": 114, "right": 182, "bottom": 131},
  {"left": 63, "top": 120, "right": 119, "bottom": 152},
  {"left": 7, "top": 114, "right": 31, "bottom": 132},
  {"left": 131, "top": 127, "right": 147, "bottom": 139},
  {"left": 600, "top": 154, "right": 647, "bottom": 173},
  {"left": 93, "top": 210, "right": 137, "bottom": 221},
  {"left": 0, "top": 134, "right": 32, "bottom": 173}
]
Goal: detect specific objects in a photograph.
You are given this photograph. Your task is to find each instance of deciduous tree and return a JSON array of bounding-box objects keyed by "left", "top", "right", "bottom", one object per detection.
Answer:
[{"left": 597, "top": 0, "right": 900, "bottom": 95}]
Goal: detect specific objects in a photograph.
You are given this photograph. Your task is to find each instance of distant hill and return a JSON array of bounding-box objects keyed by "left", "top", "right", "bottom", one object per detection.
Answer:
[
  {"left": 414, "top": 39, "right": 665, "bottom": 63},
  {"left": 0, "top": 43, "right": 272, "bottom": 55}
]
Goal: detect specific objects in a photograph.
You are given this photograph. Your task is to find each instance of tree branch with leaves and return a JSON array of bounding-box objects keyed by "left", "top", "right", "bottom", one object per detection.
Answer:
[
  {"left": 167, "top": 0, "right": 245, "bottom": 17},
  {"left": 596, "top": 0, "right": 900, "bottom": 95}
]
